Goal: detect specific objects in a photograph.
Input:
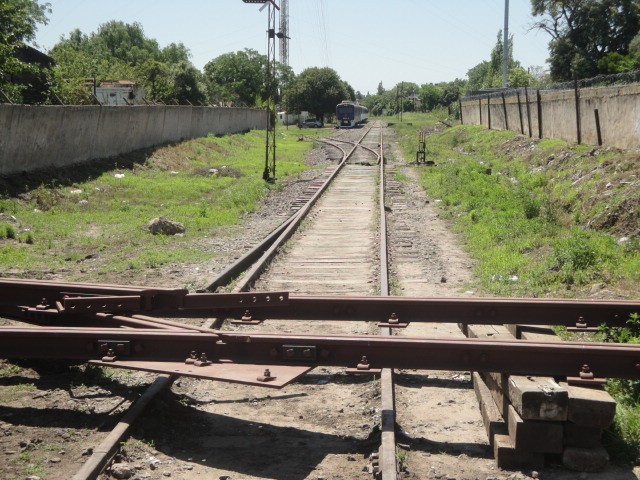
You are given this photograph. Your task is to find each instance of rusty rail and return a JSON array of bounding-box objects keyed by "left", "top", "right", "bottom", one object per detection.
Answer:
[
  {"left": 3, "top": 279, "right": 637, "bottom": 330},
  {"left": 376, "top": 123, "right": 397, "bottom": 480},
  {"left": 1, "top": 327, "right": 639, "bottom": 380}
]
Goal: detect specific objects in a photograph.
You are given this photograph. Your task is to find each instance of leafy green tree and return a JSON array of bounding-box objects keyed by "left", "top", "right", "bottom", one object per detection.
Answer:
[
  {"left": 283, "top": 67, "right": 350, "bottom": 120},
  {"left": 466, "top": 61, "right": 492, "bottom": 91},
  {"left": 161, "top": 42, "right": 191, "bottom": 64},
  {"left": 466, "top": 31, "right": 521, "bottom": 90},
  {"left": 343, "top": 81, "right": 356, "bottom": 102},
  {"left": 203, "top": 49, "right": 266, "bottom": 106},
  {"left": 531, "top": 0, "right": 640, "bottom": 80},
  {"left": 93, "top": 21, "right": 158, "bottom": 65},
  {"left": 508, "top": 67, "right": 538, "bottom": 87},
  {"left": 439, "top": 79, "right": 466, "bottom": 106},
  {"left": 361, "top": 93, "right": 385, "bottom": 116},
  {"left": 394, "top": 82, "right": 419, "bottom": 112},
  {"left": 596, "top": 52, "right": 639, "bottom": 73},
  {"left": 0, "top": 0, "right": 50, "bottom": 102},
  {"left": 419, "top": 84, "right": 443, "bottom": 111},
  {"left": 169, "top": 61, "right": 206, "bottom": 105},
  {"left": 49, "top": 20, "right": 205, "bottom": 105}
]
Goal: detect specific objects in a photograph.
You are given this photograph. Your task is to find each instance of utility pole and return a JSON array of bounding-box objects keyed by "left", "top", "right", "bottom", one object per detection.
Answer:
[
  {"left": 242, "top": 0, "right": 280, "bottom": 182},
  {"left": 502, "top": 0, "right": 509, "bottom": 88}
]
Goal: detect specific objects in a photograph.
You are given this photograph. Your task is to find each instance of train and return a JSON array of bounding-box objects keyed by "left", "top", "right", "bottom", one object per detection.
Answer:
[{"left": 336, "top": 101, "right": 368, "bottom": 128}]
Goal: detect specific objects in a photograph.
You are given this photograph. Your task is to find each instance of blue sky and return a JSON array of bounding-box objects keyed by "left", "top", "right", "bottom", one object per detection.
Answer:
[{"left": 34, "top": 0, "right": 551, "bottom": 95}]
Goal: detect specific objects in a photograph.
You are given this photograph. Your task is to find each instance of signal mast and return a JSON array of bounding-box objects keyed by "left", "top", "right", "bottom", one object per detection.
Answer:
[{"left": 242, "top": 0, "right": 280, "bottom": 181}]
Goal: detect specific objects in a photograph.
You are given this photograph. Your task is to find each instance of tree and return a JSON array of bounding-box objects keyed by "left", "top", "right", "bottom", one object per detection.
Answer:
[
  {"left": 203, "top": 49, "right": 266, "bottom": 106},
  {"left": 93, "top": 21, "right": 158, "bottom": 66},
  {"left": 508, "top": 67, "right": 537, "bottom": 87},
  {"left": 50, "top": 21, "right": 205, "bottom": 105},
  {"left": 531, "top": 0, "right": 640, "bottom": 80},
  {"left": 596, "top": 51, "right": 639, "bottom": 73},
  {"left": 283, "top": 67, "right": 350, "bottom": 120},
  {"left": 170, "top": 61, "right": 205, "bottom": 105},
  {"left": 466, "top": 30, "right": 521, "bottom": 90},
  {"left": 439, "top": 79, "right": 466, "bottom": 106},
  {"left": 343, "top": 81, "right": 356, "bottom": 102},
  {"left": 394, "top": 82, "right": 419, "bottom": 112},
  {"left": 376, "top": 81, "right": 385, "bottom": 95},
  {"left": 419, "top": 84, "right": 442, "bottom": 111},
  {"left": 0, "top": 0, "right": 50, "bottom": 102}
]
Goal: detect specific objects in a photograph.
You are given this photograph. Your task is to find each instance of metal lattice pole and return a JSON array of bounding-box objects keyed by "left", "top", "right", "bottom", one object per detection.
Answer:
[
  {"left": 279, "top": 0, "right": 289, "bottom": 67},
  {"left": 243, "top": 0, "right": 279, "bottom": 182},
  {"left": 264, "top": 2, "right": 277, "bottom": 181}
]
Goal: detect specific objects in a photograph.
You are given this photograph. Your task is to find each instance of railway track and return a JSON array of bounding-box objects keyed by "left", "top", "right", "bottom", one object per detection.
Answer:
[{"left": 1, "top": 122, "right": 640, "bottom": 480}]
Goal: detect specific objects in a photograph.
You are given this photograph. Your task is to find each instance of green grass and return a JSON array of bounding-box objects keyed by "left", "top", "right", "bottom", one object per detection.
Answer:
[
  {"left": 0, "top": 363, "right": 21, "bottom": 377},
  {"left": 381, "top": 109, "right": 453, "bottom": 163},
  {"left": 0, "top": 383, "right": 37, "bottom": 402},
  {"left": 392, "top": 118, "right": 640, "bottom": 297},
  {"left": 392, "top": 112, "right": 640, "bottom": 461},
  {"left": 0, "top": 129, "right": 316, "bottom": 280}
]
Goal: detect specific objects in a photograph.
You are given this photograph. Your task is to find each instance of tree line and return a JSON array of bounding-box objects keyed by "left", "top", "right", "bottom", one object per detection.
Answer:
[{"left": 3, "top": 0, "right": 640, "bottom": 117}]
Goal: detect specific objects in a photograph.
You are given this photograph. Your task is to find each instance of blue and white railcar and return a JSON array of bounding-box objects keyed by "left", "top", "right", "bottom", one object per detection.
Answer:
[{"left": 336, "top": 101, "right": 369, "bottom": 128}]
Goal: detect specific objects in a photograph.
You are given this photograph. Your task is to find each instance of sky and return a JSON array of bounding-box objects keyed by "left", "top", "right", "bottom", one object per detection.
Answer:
[{"left": 33, "top": 0, "right": 552, "bottom": 95}]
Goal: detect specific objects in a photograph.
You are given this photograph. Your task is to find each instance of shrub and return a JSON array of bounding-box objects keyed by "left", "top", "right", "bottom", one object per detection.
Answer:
[{"left": 552, "top": 230, "right": 598, "bottom": 271}]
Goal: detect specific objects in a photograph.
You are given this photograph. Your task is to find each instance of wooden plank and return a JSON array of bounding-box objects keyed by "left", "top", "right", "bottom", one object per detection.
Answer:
[
  {"left": 482, "top": 371, "right": 510, "bottom": 418},
  {"left": 472, "top": 371, "right": 507, "bottom": 448},
  {"left": 559, "top": 382, "right": 616, "bottom": 428},
  {"left": 467, "top": 324, "right": 568, "bottom": 421},
  {"left": 506, "top": 404, "right": 563, "bottom": 453},
  {"left": 564, "top": 422, "right": 603, "bottom": 448},
  {"left": 508, "top": 375, "right": 568, "bottom": 421},
  {"left": 493, "top": 434, "right": 545, "bottom": 470}
]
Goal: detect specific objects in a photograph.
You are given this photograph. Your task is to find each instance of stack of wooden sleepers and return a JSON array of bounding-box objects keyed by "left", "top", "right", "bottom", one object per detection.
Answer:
[{"left": 463, "top": 323, "right": 616, "bottom": 472}]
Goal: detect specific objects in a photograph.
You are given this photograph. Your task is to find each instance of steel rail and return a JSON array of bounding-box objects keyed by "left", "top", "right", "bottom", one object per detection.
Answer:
[
  {"left": 2, "top": 327, "right": 640, "bottom": 379},
  {"left": 228, "top": 125, "right": 376, "bottom": 295},
  {"left": 4, "top": 282, "right": 639, "bottom": 329},
  {"left": 233, "top": 295, "right": 639, "bottom": 328},
  {"left": 320, "top": 135, "right": 381, "bottom": 162},
  {"left": 71, "top": 374, "right": 175, "bottom": 480},
  {"left": 10, "top": 124, "right": 372, "bottom": 480},
  {"left": 204, "top": 215, "right": 299, "bottom": 292},
  {"left": 376, "top": 122, "right": 398, "bottom": 480}
]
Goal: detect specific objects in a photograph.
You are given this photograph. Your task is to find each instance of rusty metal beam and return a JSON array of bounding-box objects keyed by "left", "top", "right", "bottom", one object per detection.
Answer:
[
  {"left": 3, "top": 279, "right": 638, "bottom": 329},
  {"left": 253, "top": 296, "right": 640, "bottom": 328},
  {"left": 1, "top": 327, "right": 640, "bottom": 380}
]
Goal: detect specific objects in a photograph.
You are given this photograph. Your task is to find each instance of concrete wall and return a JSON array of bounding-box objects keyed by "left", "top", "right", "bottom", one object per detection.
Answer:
[
  {"left": 460, "top": 83, "right": 640, "bottom": 150},
  {"left": 0, "top": 105, "right": 268, "bottom": 175}
]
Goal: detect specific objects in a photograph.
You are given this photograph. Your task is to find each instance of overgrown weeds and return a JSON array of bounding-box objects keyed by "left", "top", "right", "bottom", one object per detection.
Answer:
[
  {"left": 393, "top": 113, "right": 640, "bottom": 462},
  {"left": 395, "top": 120, "right": 640, "bottom": 297},
  {"left": 0, "top": 129, "right": 315, "bottom": 280},
  {"left": 599, "top": 314, "right": 640, "bottom": 461}
]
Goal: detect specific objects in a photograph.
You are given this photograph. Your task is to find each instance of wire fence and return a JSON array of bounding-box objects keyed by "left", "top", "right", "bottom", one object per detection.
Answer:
[{"left": 463, "top": 69, "right": 640, "bottom": 102}]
